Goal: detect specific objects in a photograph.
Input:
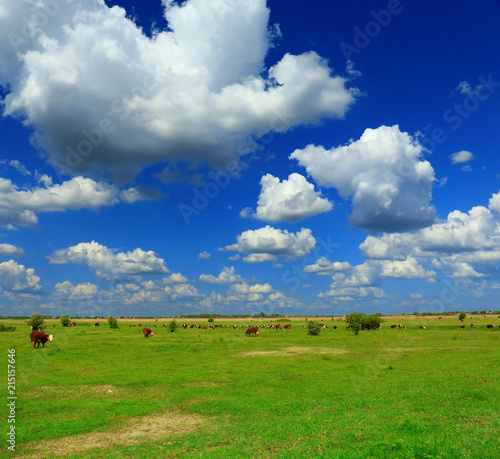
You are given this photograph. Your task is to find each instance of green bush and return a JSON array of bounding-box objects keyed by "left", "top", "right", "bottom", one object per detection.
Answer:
[
  {"left": 458, "top": 312, "right": 467, "bottom": 321},
  {"left": 167, "top": 319, "right": 178, "bottom": 333},
  {"left": 107, "top": 316, "right": 119, "bottom": 329},
  {"left": 27, "top": 312, "right": 45, "bottom": 331},
  {"left": 208, "top": 317, "right": 214, "bottom": 323},
  {"left": 0, "top": 324, "right": 16, "bottom": 332},
  {"left": 60, "top": 316, "right": 70, "bottom": 327},
  {"left": 307, "top": 321, "right": 322, "bottom": 336},
  {"left": 345, "top": 311, "right": 382, "bottom": 335}
]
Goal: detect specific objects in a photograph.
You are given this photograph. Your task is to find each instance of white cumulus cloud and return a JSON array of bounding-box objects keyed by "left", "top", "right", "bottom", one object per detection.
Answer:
[
  {"left": 224, "top": 225, "right": 316, "bottom": 261},
  {"left": 49, "top": 241, "right": 170, "bottom": 281},
  {"left": 247, "top": 173, "right": 332, "bottom": 223},
  {"left": 0, "top": 0, "right": 358, "bottom": 182},
  {"left": 290, "top": 125, "right": 436, "bottom": 233}
]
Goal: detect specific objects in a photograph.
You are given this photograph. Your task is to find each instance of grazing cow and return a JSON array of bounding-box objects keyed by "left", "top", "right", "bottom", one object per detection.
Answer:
[
  {"left": 438, "top": 317, "right": 442, "bottom": 319},
  {"left": 143, "top": 327, "right": 155, "bottom": 338},
  {"left": 245, "top": 326, "right": 259, "bottom": 337},
  {"left": 261, "top": 324, "right": 266, "bottom": 328},
  {"left": 346, "top": 326, "right": 351, "bottom": 329},
  {"left": 420, "top": 325, "right": 426, "bottom": 329},
  {"left": 333, "top": 325, "right": 338, "bottom": 329},
  {"left": 486, "top": 324, "right": 496, "bottom": 329},
  {"left": 30, "top": 332, "right": 54, "bottom": 349},
  {"left": 398, "top": 324, "right": 403, "bottom": 329},
  {"left": 471, "top": 324, "right": 476, "bottom": 328},
  {"left": 390, "top": 325, "right": 398, "bottom": 329},
  {"left": 181, "top": 323, "right": 188, "bottom": 328},
  {"left": 284, "top": 324, "right": 292, "bottom": 329},
  {"left": 274, "top": 324, "right": 281, "bottom": 330},
  {"left": 93, "top": 322, "right": 99, "bottom": 327},
  {"left": 459, "top": 325, "right": 466, "bottom": 329}
]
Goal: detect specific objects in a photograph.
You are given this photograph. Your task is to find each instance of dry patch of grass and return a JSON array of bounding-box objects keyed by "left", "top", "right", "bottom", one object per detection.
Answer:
[
  {"left": 29, "top": 384, "right": 129, "bottom": 399},
  {"left": 239, "top": 346, "right": 348, "bottom": 357},
  {"left": 18, "top": 412, "right": 204, "bottom": 458},
  {"left": 182, "top": 381, "right": 225, "bottom": 388}
]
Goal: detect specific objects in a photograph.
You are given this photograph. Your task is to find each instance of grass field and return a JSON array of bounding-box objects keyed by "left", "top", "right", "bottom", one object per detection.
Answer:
[{"left": 1, "top": 315, "right": 499, "bottom": 458}]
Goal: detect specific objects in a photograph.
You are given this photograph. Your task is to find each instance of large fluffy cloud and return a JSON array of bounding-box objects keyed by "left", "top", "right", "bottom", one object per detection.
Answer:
[
  {"left": 0, "top": 0, "right": 358, "bottom": 182},
  {"left": 244, "top": 173, "right": 332, "bottom": 223},
  {"left": 223, "top": 226, "right": 316, "bottom": 261},
  {"left": 49, "top": 241, "right": 170, "bottom": 280},
  {"left": 290, "top": 125, "right": 436, "bottom": 233},
  {"left": 0, "top": 176, "right": 157, "bottom": 228}
]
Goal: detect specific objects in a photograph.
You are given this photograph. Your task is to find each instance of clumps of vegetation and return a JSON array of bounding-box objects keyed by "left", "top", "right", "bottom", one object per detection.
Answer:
[
  {"left": 27, "top": 312, "right": 45, "bottom": 331},
  {"left": 458, "top": 312, "right": 467, "bottom": 321},
  {"left": 307, "top": 321, "right": 322, "bottom": 336},
  {"left": 167, "top": 319, "right": 178, "bottom": 333},
  {"left": 0, "top": 324, "right": 16, "bottom": 332},
  {"left": 107, "top": 316, "right": 119, "bottom": 329},
  {"left": 207, "top": 317, "right": 214, "bottom": 323},
  {"left": 345, "top": 311, "right": 383, "bottom": 335},
  {"left": 60, "top": 316, "right": 70, "bottom": 327}
]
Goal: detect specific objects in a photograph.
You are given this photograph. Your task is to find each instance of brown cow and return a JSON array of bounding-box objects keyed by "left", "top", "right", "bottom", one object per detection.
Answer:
[
  {"left": 420, "top": 325, "right": 426, "bottom": 329},
  {"left": 245, "top": 326, "right": 259, "bottom": 336},
  {"left": 471, "top": 324, "right": 476, "bottom": 328},
  {"left": 143, "top": 327, "right": 155, "bottom": 338},
  {"left": 284, "top": 324, "right": 292, "bottom": 329},
  {"left": 459, "top": 325, "right": 466, "bottom": 329},
  {"left": 30, "top": 332, "right": 54, "bottom": 349},
  {"left": 390, "top": 324, "right": 398, "bottom": 328},
  {"left": 486, "top": 324, "right": 496, "bottom": 328},
  {"left": 93, "top": 322, "right": 99, "bottom": 327}
]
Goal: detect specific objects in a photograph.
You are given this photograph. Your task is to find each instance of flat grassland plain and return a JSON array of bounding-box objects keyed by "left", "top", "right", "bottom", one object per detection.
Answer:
[{"left": 1, "top": 316, "right": 499, "bottom": 458}]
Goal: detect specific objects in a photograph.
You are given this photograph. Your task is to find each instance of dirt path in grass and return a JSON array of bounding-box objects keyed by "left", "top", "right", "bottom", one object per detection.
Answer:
[{"left": 17, "top": 412, "right": 204, "bottom": 458}]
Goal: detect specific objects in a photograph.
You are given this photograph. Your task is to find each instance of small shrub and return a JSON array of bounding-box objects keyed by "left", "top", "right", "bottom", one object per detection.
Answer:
[
  {"left": 208, "top": 317, "right": 214, "bottom": 323},
  {"left": 107, "top": 316, "right": 119, "bottom": 329},
  {"left": 0, "top": 324, "right": 16, "bottom": 332},
  {"left": 27, "top": 312, "right": 45, "bottom": 331},
  {"left": 167, "top": 319, "right": 178, "bottom": 333},
  {"left": 307, "top": 321, "right": 322, "bottom": 335},
  {"left": 60, "top": 316, "right": 70, "bottom": 327},
  {"left": 458, "top": 312, "right": 467, "bottom": 321}
]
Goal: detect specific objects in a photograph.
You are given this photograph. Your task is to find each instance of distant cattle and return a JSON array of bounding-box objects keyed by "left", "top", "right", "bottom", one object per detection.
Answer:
[
  {"left": 486, "top": 324, "right": 496, "bottom": 329},
  {"left": 346, "top": 326, "right": 351, "bottom": 329},
  {"left": 459, "top": 325, "right": 466, "bottom": 329},
  {"left": 471, "top": 324, "right": 476, "bottom": 328},
  {"left": 143, "top": 327, "right": 155, "bottom": 338},
  {"left": 245, "top": 326, "right": 259, "bottom": 337},
  {"left": 30, "top": 332, "right": 54, "bottom": 349},
  {"left": 390, "top": 325, "right": 398, "bottom": 328},
  {"left": 333, "top": 325, "right": 338, "bottom": 329},
  {"left": 420, "top": 325, "right": 426, "bottom": 329},
  {"left": 181, "top": 323, "right": 188, "bottom": 328},
  {"left": 284, "top": 324, "right": 292, "bottom": 329},
  {"left": 93, "top": 322, "right": 99, "bottom": 327},
  {"left": 274, "top": 324, "right": 281, "bottom": 329}
]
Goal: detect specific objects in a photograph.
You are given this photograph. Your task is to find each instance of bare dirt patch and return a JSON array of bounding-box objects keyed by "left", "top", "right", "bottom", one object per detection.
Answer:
[
  {"left": 239, "top": 346, "right": 348, "bottom": 357},
  {"left": 182, "top": 381, "right": 225, "bottom": 388},
  {"left": 17, "top": 412, "right": 204, "bottom": 458}
]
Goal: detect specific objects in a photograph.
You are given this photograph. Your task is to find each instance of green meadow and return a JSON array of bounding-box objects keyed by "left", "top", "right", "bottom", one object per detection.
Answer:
[{"left": 1, "top": 315, "right": 499, "bottom": 458}]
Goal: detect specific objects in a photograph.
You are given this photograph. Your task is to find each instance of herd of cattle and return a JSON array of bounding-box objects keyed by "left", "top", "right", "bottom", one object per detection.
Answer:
[{"left": 28, "top": 321, "right": 497, "bottom": 348}]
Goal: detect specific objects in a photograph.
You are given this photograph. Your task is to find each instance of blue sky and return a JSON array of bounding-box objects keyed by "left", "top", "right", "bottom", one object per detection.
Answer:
[{"left": 1, "top": 0, "right": 499, "bottom": 318}]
